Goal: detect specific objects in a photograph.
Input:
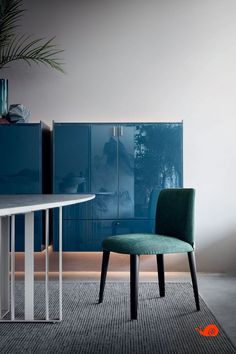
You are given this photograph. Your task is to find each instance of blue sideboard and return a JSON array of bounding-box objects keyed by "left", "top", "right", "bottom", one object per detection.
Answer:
[
  {"left": 53, "top": 122, "right": 183, "bottom": 251},
  {"left": 0, "top": 122, "right": 50, "bottom": 251}
]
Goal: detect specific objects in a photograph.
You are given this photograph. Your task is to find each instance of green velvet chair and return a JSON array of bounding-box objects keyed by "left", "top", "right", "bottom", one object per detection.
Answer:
[{"left": 98, "top": 188, "right": 200, "bottom": 320}]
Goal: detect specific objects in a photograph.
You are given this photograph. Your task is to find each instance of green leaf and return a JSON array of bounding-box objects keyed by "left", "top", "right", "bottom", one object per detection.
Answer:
[{"left": 0, "top": 0, "right": 65, "bottom": 73}]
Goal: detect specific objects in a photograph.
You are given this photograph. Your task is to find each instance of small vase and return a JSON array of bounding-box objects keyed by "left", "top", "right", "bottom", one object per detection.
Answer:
[{"left": 0, "top": 79, "right": 8, "bottom": 118}]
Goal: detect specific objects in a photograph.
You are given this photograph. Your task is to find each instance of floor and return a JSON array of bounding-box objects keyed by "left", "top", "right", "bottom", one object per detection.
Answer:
[
  {"left": 17, "top": 271, "right": 236, "bottom": 347},
  {"left": 197, "top": 274, "right": 236, "bottom": 347},
  {"left": 73, "top": 272, "right": 236, "bottom": 347}
]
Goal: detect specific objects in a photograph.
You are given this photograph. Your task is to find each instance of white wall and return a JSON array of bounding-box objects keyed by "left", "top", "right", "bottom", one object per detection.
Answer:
[{"left": 5, "top": 0, "right": 236, "bottom": 273}]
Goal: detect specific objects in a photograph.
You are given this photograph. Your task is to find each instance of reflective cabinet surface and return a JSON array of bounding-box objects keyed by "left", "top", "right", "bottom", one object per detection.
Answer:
[
  {"left": 53, "top": 123, "right": 183, "bottom": 251},
  {"left": 0, "top": 124, "right": 41, "bottom": 194},
  {"left": 0, "top": 123, "right": 47, "bottom": 251},
  {"left": 53, "top": 218, "right": 155, "bottom": 252},
  {"left": 119, "top": 123, "right": 183, "bottom": 219},
  {"left": 53, "top": 123, "right": 91, "bottom": 219},
  {"left": 91, "top": 124, "right": 118, "bottom": 219},
  {"left": 53, "top": 219, "right": 115, "bottom": 251}
]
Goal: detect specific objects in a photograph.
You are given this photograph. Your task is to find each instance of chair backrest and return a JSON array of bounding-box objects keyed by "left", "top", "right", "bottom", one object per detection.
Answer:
[{"left": 155, "top": 188, "right": 195, "bottom": 246}]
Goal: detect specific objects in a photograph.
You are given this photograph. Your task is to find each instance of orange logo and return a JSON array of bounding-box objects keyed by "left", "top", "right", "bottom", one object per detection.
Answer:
[{"left": 196, "top": 324, "right": 219, "bottom": 337}]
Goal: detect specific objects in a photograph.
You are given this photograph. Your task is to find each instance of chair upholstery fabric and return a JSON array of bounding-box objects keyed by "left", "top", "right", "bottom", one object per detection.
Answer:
[
  {"left": 102, "top": 233, "right": 193, "bottom": 255},
  {"left": 99, "top": 188, "right": 200, "bottom": 318},
  {"left": 102, "top": 188, "right": 195, "bottom": 255},
  {"left": 156, "top": 188, "right": 195, "bottom": 246}
]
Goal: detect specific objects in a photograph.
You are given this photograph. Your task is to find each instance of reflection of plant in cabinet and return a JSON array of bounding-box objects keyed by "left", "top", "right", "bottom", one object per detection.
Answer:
[{"left": 134, "top": 124, "right": 182, "bottom": 214}]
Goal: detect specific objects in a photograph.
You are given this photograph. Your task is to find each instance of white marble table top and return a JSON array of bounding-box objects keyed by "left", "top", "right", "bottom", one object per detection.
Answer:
[{"left": 0, "top": 194, "right": 95, "bottom": 216}]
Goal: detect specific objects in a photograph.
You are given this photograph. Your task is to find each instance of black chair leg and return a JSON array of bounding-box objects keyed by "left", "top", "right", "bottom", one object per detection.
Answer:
[
  {"left": 156, "top": 254, "right": 165, "bottom": 297},
  {"left": 98, "top": 251, "right": 110, "bottom": 303},
  {"left": 188, "top": 251, "right": 200, "bottom": 311},
  {"left": 130, "top": 254, "right": 139, "bottom": 320}
]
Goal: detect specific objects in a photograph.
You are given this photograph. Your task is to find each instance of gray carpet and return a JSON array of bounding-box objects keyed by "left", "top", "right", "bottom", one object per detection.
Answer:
[{"left": 0, "top": 281, "right": 235, "bottom": 354}]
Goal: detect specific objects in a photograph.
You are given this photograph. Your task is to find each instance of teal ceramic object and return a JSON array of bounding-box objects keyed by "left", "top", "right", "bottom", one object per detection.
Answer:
[{"left": 0, "top": 79, "right": 8, "bottom": 117}]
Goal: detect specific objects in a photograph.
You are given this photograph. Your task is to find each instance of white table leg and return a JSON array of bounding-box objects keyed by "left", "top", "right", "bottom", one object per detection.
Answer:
[
  {"left": 0, "top": 216, "right": 10, "bottom": 319},
  {"left": 11, "top": 215, "right": 15, "bottom": 320},
  {"left": 59, "top": 207, "right": 62, "bottom": 321},
  {"left": 25, "top": 212, "right": 34, "bottom": 321},
  {"left": 0, "top": 205, "right": 66, "bottom": 323},
  {"left": 45, "top": 209, "right": 49, "bottom": 320}
]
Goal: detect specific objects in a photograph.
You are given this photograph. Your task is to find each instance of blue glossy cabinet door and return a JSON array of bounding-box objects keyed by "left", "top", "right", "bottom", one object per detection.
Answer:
[
  {"left": 0, "top": 125, "right": 42, "bottom": 193},
  {"left": 53, "top": 123, "right": 119, "bottom": 251},
  {"left": 52, "top": 122, "right": 183, "bottom": 251},
  {"left": 112, "top": 219, "right": 155, "bottom": 236},
  {"left": 118, "top": 123, "right": 183, "bottom": 220},
  {"left": 117, "top": 125, "right": 135, "bottom": 219},
  {"left": 0, "top": 123, "right": 49, "bottom": 251},
  {"left": 15, "top": 214, "right": 43, "bottom": 251},
  {"left": 53, "top": 219, "right": 114, "bottom": 251},
  {"left": 91, "top": 124, "right": 118, "bottom": 220},
  {"left": 53, "top": 123, "right": 91, "bottom": 219}
]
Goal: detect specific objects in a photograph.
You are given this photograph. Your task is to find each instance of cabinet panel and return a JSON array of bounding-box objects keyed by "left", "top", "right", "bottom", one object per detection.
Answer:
[
  {"left": 91, "top": 125, "right": 118, "bottom": 219},
  {"left": 53, "top": 219, "right": 114, "bottom": 251},
  {"left": 53, "top": 199, "right": 94, "bottom": 221},
  {"left": 52, "top": 122, "right": 183, "bottom": 251},
  {"left": 53, "top": 218, "right": 156, "bottom": 252},
  {"left": 117, "top": 125, "right": 135, "bottom": 218},
  {"left": 0, "top": 125, "right": 41, "bottom": 194},
  {"left": 0, "top": 123, "right": 47, "bottom": 251},
  {"left": 15, "top": 212, "right": 44, "bottom": 252},
  {"left": 112, "top": 219, "right": 155, "bottom": 236},
  {"left": 53, "top": 123, "right": 92, "bottom": 219},
  {"left": 119, "top": 123, "right": 183, "bottom": 219}
]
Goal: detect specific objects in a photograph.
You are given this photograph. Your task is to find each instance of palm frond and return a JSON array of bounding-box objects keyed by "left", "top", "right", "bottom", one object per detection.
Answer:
[
  {"left": 0, "top": 0, "right": 65, "bottom": 73},
  {"left": 0, "top": 0, "right": 24, "bottom": 47},
  {"left": 0, "top": 35, "right": 65, "bottom": 73}
]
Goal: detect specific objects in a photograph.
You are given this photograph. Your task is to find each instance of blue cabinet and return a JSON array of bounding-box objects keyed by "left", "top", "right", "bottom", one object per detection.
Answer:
[
  {"left": 53, "top": 123, "right": 91, "bottom": 220},
  {"left": 118, "top": 123, "right": 183, "bottom": 219},
  {"left": 53, "top": 219, "right": 115, "bottom": 251},
  {"left": 0, "top": 122, "right": 50, "bottom": 251},
  {"left": 91, "top": 125, "right": 119, "bottom": 220},
  {"left": 53, "top": 122, "right": 183, "bottom": 251}
]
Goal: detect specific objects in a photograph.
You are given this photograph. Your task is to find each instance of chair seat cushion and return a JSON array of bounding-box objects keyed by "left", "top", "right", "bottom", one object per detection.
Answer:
[{"left": 102, "top": 233, "right": 193, "bottom": 255}]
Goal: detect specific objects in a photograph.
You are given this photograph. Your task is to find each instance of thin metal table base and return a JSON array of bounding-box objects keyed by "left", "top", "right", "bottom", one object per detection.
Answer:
[{"left": 0, "top": 207, "right": 63, "bottom": 323}]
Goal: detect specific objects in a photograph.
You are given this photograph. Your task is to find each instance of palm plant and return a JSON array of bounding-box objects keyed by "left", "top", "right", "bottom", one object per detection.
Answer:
[{"left": 0, "top": 0, "right": 64, "bottom": 73}]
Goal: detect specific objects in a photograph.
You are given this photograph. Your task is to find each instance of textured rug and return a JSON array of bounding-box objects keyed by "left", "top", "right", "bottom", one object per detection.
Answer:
[{"left": 0, "top": 282, "right": 235, "bottom": 354}]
